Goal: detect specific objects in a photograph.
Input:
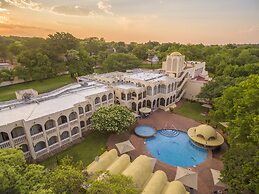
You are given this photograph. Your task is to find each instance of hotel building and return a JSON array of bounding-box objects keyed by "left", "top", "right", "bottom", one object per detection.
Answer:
[{"left": 0, "top": 52, "right": 209, "bottom": 160}]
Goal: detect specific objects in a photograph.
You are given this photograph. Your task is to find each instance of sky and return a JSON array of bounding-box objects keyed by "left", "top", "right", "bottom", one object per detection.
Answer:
[{"left": 0, "top": 0, "right": 258, "bottom": 44}]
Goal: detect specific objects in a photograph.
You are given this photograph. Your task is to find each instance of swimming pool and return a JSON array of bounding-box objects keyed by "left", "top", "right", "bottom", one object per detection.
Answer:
[
  {"left": 135, "top": 125, "right": 156, "bottom": 137},
  {"left": 145, "top": 129, "right": 208, "bottom": 167}
]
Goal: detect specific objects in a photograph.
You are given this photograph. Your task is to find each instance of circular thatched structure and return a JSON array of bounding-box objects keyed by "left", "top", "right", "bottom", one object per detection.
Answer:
[{"left": 187, "top": 124, "right": 224, "bottom": 148}]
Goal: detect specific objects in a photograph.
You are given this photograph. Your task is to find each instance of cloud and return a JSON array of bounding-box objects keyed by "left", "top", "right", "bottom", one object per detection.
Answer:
[
  {"left": 51, "top": 5, "right": 95, "bottom": 16},
  {"left": 4, "top": 0, "right": 42, "bottom": 11},
  {"left": 0, "top": 22, "right": 53, "bottom": 32},
  {"left": 97, "top": 0, "right": 113, "bottom": 15}
]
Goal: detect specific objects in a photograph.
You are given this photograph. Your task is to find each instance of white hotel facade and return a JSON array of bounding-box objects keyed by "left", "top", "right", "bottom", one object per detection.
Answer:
[{"left": 0, "top": 52, "right": 209, "bottom": 160}]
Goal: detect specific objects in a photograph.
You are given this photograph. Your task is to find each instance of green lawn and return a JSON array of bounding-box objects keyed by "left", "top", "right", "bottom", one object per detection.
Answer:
[
  {"left": 173, "top": 100, "right": 207, "bottom": 122},
  {"left": 41, "top": 131, "right": 108, "bottom": 169},
  {"left": 0, "top": 75, "right": 75, "bottom": 101}
]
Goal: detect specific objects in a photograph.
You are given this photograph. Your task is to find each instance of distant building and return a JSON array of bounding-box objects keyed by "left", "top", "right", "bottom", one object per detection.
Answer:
[
  {"left": 0, "top": 51, "right": 209, "bottom": 160},
  {"left": 0, "top": 62, "right": 12, "bottom": 70}
]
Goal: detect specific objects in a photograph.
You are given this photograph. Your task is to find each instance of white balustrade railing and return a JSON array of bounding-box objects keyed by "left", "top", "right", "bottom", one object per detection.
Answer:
[
  {"left": 61, "top": 138, "right": 70, "bottom": 145},
  {"left": 32, "top": 132, "right": 44, "bottom": 141},
  {"left": 70, "top": 119, "right": 78, "bottom": 126},
  {"left": 48, "top": 142, "right": 59, "bottom": 150},
  {"left": 46, "top": 127, "right": 57, "bottom": 135},
  {"left": 59, "top": 123, "right": 68, "bottom": 130},
  {"left": 71, "top": 133, "right": 80, "bottom": 140},
  {"left": 35, "top": 148, "right": 47, "bottom": 157},
  {"left": 13, "top": 135, "right": 26, "bottom": 145},
  {"left": 0, "top": 141, "right": 11, "bottom": 149}
]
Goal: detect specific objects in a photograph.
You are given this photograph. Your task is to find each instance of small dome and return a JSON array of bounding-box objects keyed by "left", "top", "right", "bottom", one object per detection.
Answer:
[
  {"left": 170, "top": 52, "right": 182, "bottom": 56},
  {"left": 195, "top": 124, "right": 217, "bottom": 141}
]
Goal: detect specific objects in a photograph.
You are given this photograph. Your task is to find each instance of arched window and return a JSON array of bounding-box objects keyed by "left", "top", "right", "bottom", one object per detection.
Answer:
[
  {"left": 102, "top": 95, "right": 107, "bottom": 102},
  {"left": 78, "top": 107, "right": 84, "bottom": 115},
  {"left": 161, "top": 84, "right": 166, "bottom": 94},
  {"left": 57, "top": 115, "right": 67, "bottom": 125},
  {"left": 108, "top": 93, "right": 113, "bottom": 100},
  {"left": 48, "top": 136, "right": 58, "bottom": 146},
  {"left": 0, "top": 132, "right": 9, "bottom": 143},
  {"left": 34, "top": 141, "right": 46, "bottom": 152},
  {"left": 11, "top": 127, "right": 25, "bottom": 138},
  {"left": 86, "top": 118, "right": 91, "bottom": 125},
  {"left": 170, "top": 96, "right": 173, "bottom": 104},
  {"left": 138, "top": 102, "right": 142, "bottom": 110},
  {"left": 166, "top": 98, "right": 169, "bottom": 106},
  {"left": 158, "top": 85, "right": 161, "bottom": 93},
  {"left": 154, "top": 86, "right": 158, "bottom": 95},
  {"left": 147, "top": 86, "right": 152, "bottom": 96},
  {"left": 147, "top": 100, "right": 151, "bottom": 108},
  {"left": 153, "top": 100, "right": 156, "bottom": 108},
  {"left": 168, "top": 84, "right": 171, "bottom": 93},
  {"left": 60, "top": 131, "right": 69, "bottom": 140},
  {"left": 20, "top": 144, "right": 29, "bottom": 152},
  {"left": 80, "top": 121, "right": 85, "bottom": 128},
  {"left": 95, "top": 97, "right": 100, "bottom": 104},
  {"left": 157, "top": 98, "right": 160, "bottom": 107},
  {"left": 132, "top": 102, "right": 136, "bottom": 111},
  {"left": 143, "top": 100, "right": 147, "bottom": 107},
  {"left": 71, "top": 127, "right": 79, "bottom": 136},
  {"left": 121, "top": 93, "right": 126, "bottom": 100},
  {"left": 160, "top": 98, "right": 165, "bottom": 106},
  {"left": 44, "top": 120, "right": 56, "bottom": 130},
  {"left": 85, "top": 104, "right": 92, "bottom": 112},
  {"left": 69, "top": 112, "right": 78, "bottom": 121},
  {"left": 30, "top": 124, "right": 43, "bottom": 136}
]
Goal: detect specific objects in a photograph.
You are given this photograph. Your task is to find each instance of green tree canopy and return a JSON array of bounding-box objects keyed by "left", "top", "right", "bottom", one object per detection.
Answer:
[
  {"left": 86, "top": 171, "right": 140, "bottom": 194},
  {"left": 211, "top": 75, "right": 259, "bottom": 193},
  {"left": 91, "top": 105, "right": 136, "bottom": 134},
  {"left": 103, "top": 53, "right": 140, "bottom": 72}
]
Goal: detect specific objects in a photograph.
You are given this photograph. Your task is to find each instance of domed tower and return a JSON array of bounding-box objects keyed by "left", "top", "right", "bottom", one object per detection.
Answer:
[{"left": 162, "top": 52, "right": 185, "bottom": 77}]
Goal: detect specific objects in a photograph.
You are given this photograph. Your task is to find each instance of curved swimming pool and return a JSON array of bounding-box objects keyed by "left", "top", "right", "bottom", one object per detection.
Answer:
[
  {"left": 145, "top": 129, "right": 208, "bottom": 167},
  {"left": 135, "top": 125, "right": 156, "bottom": 137}
]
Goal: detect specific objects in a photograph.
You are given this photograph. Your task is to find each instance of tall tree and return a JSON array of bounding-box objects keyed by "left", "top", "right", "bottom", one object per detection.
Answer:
[
  {"left": 103, "top": 53, "right": 140, "bottom": 72},
  {"left": 211, "top": 75, "right": 259, "bottom": 193}
]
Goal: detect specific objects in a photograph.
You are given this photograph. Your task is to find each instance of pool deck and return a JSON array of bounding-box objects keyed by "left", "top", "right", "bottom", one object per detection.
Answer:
[{"left": 107, "top": 109, "right": 225, "bottom": 194}]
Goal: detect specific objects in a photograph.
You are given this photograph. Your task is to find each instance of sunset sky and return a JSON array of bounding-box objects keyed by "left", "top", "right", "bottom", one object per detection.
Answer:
[{"left": 0, "top": 0, "right": 258, "bottom": 44}]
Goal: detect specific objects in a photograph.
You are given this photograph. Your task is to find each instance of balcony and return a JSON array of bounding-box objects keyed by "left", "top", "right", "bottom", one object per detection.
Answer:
[
  {"left": 49, "top": 142, "right": 59, "bottom": 151},
  {"left": 70, "top": 119, "right": 78, "bottom": 126},
  {"left": 13, "top": 135, "right": 26, "bottom": 145},
  {"left": 58, "top": 123, "right": 68, "bottom": 130},
  {"left": 0, "top": 141, "right": 11, "bottom": 149},
  {"left": 46, "top": 127, "right": 57, "bottom": 136},
  {"left": 61, "top": 137, "right": 70, "bottom": 146},
  {"left": 71, "top": 133, "right": 80, "bottom": 140},
  {"left": 35, "top": 148, "right": 47, "bottom": 157},
  {"left": 85, "top": 111, "right": 92, "bottom": 117},
  {"left": 95, "top": 103, "right": 101, "bottom": 109},
  {"left": 32, "top": 132, "right": 44, "bottom": 141}
]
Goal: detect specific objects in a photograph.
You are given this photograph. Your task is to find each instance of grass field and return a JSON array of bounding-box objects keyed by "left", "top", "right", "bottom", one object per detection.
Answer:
[
  {"left": 0, "top": 75, "right": 75, "bottom": 101},
  {"left": 174, "top": 100, "right": 207, "bottom": 122},
  {"left": 41, "top": 131, "right": 108, "bottom": 169}
]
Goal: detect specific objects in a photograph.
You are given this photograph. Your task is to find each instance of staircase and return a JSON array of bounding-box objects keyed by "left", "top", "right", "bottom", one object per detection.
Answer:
[{"left": 159, "top": 129, "right": 180, "bottom": 137}]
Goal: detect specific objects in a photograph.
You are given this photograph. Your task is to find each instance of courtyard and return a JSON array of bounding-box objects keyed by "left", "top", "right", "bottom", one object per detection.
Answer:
[{"left": 107, "top": 109, "right": 225, "bottom": 194}]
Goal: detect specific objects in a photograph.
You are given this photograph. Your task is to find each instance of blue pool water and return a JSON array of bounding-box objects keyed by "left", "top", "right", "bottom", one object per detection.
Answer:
[
  {"left": 145, "top": 130, "right": 208, "bottom": 167},
  {"left": 135, "top": 125, "right": 156, "bottom": 137}
]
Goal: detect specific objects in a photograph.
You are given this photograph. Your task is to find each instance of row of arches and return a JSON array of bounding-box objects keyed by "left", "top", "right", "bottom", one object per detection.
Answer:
[
  {"left": 131, "top": 95, "right": 176, "bottom": 111},
  {"left": 146, "top": 83, "right": 175, "bottom": 96},
  {"left": 94, "top": 93, "right": 113, "bottom": 104},
  {"left": 34, "top": 127, "right": 80, "bottom": 152}
]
